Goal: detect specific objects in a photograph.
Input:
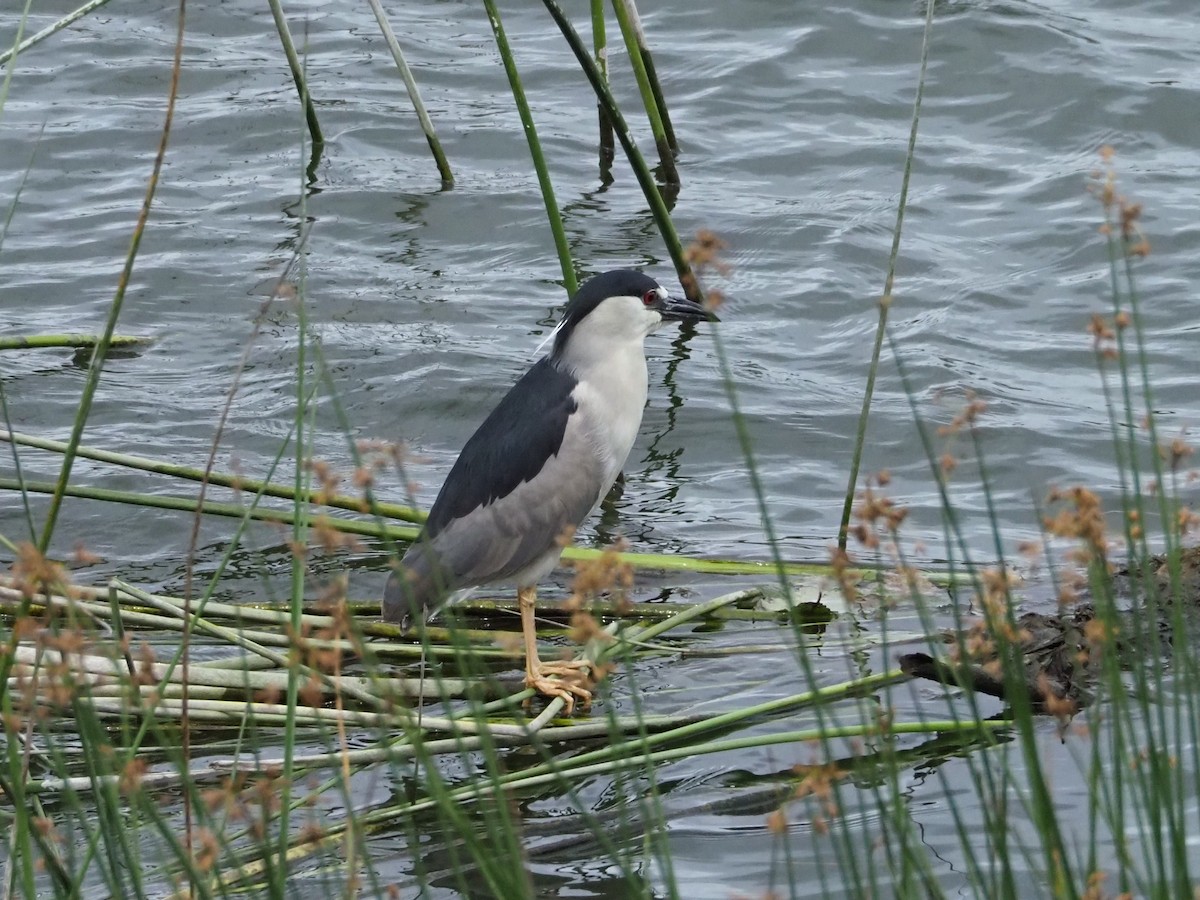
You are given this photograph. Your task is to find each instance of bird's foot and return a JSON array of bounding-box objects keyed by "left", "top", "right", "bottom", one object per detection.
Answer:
[{"left": 525, "top": 661, "right": 593, "bottom": 715}]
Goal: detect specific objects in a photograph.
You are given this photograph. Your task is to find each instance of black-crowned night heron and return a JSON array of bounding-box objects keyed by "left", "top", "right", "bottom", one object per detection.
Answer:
[{"left": 383, "top": 268, "right": 716, "bottom": 711}]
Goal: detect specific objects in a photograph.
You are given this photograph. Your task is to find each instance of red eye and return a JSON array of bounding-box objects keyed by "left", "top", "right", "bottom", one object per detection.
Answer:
[{"left": 642, "top": 290, "right": 657, "bottom": 307}]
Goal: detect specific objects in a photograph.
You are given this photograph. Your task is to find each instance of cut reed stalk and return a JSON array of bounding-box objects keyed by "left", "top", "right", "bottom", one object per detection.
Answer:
[
  {"left": 617, "top": 0, "right": 676, "bottom": 151},
  {"left": 16, "top": 712, "right": 710, "bottom": 800},
  {"left": 610, "top": 0, "right": 678, "bottom": 181},
  {"left": 619, "top": 587, "right": 757, "bottom": 645},
  {"left": 446, "top": 589, "right": 801, "bottom": 622},
  {"left": 4, "top": 643, "right": 459, "bottom": 700},
  {"left": 33, "top": 678, "right": 537, "bottom": 738},
  {"left": 113, "top": 580, "right": 389, "bottom": 711},
  {"left": 482, "top": 0, "right": 577, "bottom": 295},
  {"left": 365, "top": 0, "right": 453, "bottom": 185},
  {"left": 589, "top": 0, "right": 616, "bottom": 175},
  {"left": 264, "top": 0, "right": 322, "bottom": 148},
  {"left": 213, "top": 713, "right": 708, "bottom": 774},
  {"left": 0, "top": 474, "right": 414, "bottom": 537}
]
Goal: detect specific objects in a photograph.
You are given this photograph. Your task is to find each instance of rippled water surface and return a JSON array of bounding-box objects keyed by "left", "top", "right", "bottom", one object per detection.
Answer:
[{"left": 2, "top": 0, "right": 1198, "bottom": 895}]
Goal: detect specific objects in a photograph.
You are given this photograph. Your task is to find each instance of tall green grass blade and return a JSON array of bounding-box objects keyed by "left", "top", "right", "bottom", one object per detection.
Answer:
[
  {"left": 0, "top": 94, "right": 41, "bottom": 547},
  {"left": 483, "top": 0, "right": 577, "bottom": 295},
  {"left": 275, "top": 218, "right": 314, "bottom": 893},
  {"left": 0, "top": 394, "right": 35, "bottom": 544},
  {"left": 837, "top": 0, "right": 936, "bottom": 552},
  {"left": 34, "top": 0, "right": 184, "bottom": 553}
]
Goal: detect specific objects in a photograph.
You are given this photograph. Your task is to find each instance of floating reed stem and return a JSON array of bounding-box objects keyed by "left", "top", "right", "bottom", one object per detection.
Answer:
[
  {"left": 111, "top": 579, "right": 388, "bottom": 711},
  {"left": 0, "top": 334, "right": 152, "bottom": 352},
  {"left": 0, "top": 429, "right": 423, "bottom": 523},
  {"left": 450, "top": 588, "right": 785, "bottom": 623},
  {"left": 620, "top": 588, "right": 759, "bottom": 644},
  {"left": 214, "top": 711, "right": 708, "bottom": 777},
  {"left": 0, "top": 474, "right": 969, "bottom": 586},
  {"left": 0, "top": 580, "right": 515, "bottom": 660},
  {"left": 0, "top": 474, "right": 412, "bottom": 538}
]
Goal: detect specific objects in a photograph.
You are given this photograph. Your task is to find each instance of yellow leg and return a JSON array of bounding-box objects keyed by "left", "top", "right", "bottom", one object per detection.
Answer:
[{"left": 518, "top": 585, "right": 592, "bottom": 715}]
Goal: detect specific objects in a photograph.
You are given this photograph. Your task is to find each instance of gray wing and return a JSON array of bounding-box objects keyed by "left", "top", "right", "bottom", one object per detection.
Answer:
[
  {"left": 383, "top": 365, "right": 617, "bottom": 627},
  {"left": 423, "top": 411, "right": 612, "bottom": 588}
]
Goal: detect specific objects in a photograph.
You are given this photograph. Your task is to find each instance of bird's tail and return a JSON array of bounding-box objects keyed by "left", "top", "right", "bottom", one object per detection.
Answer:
[{"left": 382, "top": 542, "right": 452, "bottom": 632}]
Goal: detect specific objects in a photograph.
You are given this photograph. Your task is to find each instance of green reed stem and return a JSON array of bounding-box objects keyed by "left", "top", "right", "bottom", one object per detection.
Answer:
[
  {"left": 265, "top": 0, "right": 323, "bottom": 148},
  {"left": 968, "top": 428, "right": 1077, "bottom": 896},
  {"left": 0, "top": 396, "right": 34, "bottom": 545},
  {"left": 590, "top": 0, "right": 615, "bottom": 174},
  {"left": 483, "top": 0, "right": 577, "bottom": 295},
  {"left": 0, "top": 111, "right": 40, "bottom": 544},
  {"left": 365, "top": 0, "right": 453, "bottom": 185},
  {"left": 276, "top": 267, "right": 312, "bottom": 891},
  {"left": 540, "top": 0, "right": 697, "bottom": 298},
  {"left": 35, "top": 0, "right": 184, "bottom": 554},
  {"left": 0, "top": 429, "right": 423, "bottom": 523},
  {"left": 610, "top": 0, "right": 678, "bottom": 182},
  {"left": 110, "top": 581, "right": 386, "bottom": 713},
  {"left": 0, "top": 475, "right": 972, "bottom": 585},
  {"left": 0, "top": 0, "right": 112, "bottom": 69},
  {"left": 626, "top": 1, "right": 676, "bottom": 152},
  {"left": 0, "top": 8, "right": 184, "bottom": 851},
  {"left": 837, "top": 0, "right": 935, "bottom": 551},
  {"left": 0, "top": 334, "right": 151, "bottom": 352},
  {"left": 212, "top": 709, "right": 1003, "bottom": 891}
]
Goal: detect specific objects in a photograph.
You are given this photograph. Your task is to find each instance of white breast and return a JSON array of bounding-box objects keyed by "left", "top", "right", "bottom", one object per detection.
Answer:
[
  {"left": 552, "top": 292, "right": 660, "bottom": 505},
  {"left": 570, "top": 342, "right": 649, "bottom": 502}
]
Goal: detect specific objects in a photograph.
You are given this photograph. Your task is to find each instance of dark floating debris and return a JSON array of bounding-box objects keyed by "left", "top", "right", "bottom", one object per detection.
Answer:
[{"left": 901, "top": 547, "right": 1200, "bottom": 715}]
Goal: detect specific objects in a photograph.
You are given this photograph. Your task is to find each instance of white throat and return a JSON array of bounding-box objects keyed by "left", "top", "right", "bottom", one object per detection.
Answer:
[
  {"left": 552, "top": 294, "right": 659, "bottom": 490},
  {"left": 554, "top": 294, "right": 662, "bottom": 379}
]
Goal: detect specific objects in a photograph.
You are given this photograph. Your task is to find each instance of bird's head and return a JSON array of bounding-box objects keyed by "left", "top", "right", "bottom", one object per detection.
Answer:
[{"left": 550, "top": 269, "right": 717, "bottom": 360}]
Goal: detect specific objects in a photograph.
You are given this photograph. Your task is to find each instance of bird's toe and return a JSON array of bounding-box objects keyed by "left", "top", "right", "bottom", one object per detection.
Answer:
[{"left": 525, "top": 665, "right": 593, "bottom": 715}]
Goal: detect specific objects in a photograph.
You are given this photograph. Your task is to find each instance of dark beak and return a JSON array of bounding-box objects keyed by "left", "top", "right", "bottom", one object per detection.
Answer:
[{"left": 660, "top": 294, "right": 720, "bottom": 323}]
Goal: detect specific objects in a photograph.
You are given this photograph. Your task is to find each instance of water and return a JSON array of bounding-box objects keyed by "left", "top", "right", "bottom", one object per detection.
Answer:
[{"left": 1, "top": 0, "right": 1198, "bottom": 895}]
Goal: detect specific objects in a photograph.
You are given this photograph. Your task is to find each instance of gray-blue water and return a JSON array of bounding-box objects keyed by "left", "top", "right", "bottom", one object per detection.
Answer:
[{"left": 2, "top": 0, "right": 1198, "bottom": 896}]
